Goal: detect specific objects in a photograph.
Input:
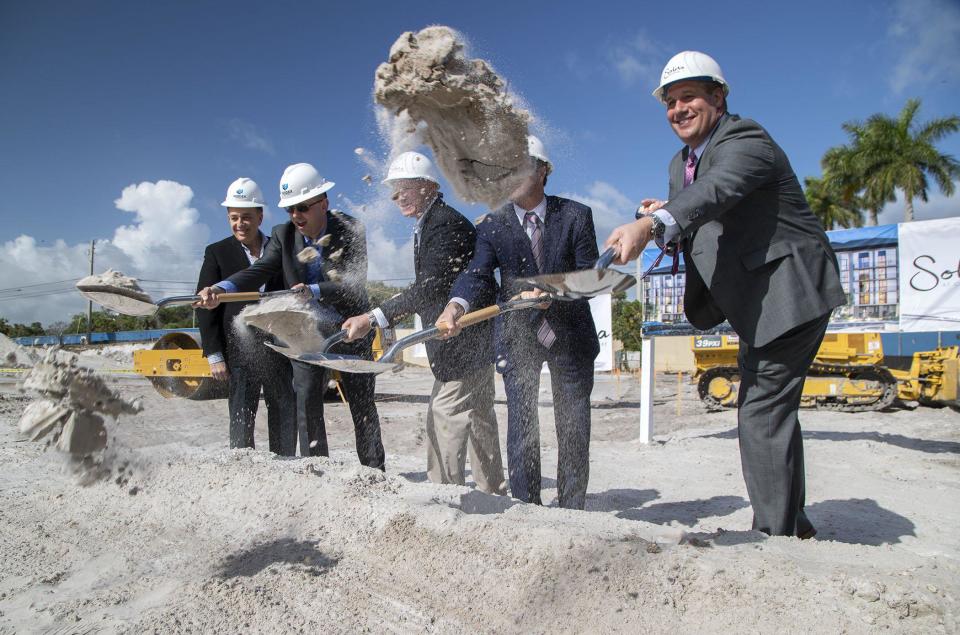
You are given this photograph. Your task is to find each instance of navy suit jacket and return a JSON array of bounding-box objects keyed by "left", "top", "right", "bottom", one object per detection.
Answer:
[{"left": 450, "top": 195, "right": 600, "bottom": 373}]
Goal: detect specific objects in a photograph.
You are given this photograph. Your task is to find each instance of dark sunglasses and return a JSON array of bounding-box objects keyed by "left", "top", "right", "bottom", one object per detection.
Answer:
[{"left": 286, "top": 198, "right": 323, "bottom": 214}]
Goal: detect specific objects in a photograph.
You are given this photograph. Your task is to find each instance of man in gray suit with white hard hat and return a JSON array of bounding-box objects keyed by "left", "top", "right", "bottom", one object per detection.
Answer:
[{"left": 605, "top": 51, "right": 845, "bottom": 538}]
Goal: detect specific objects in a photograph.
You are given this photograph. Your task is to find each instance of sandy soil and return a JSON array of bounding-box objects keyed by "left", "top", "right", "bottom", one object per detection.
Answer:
[{"left": 1, "top": 364, "right": 957, "bottom": 633}]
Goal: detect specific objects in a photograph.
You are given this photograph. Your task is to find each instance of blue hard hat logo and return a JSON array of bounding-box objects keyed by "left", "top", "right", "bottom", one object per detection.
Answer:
[
  {"left": 236, "top": 188, "right": 244, "bottom": 195},
  {"left": 282, "top": 183, "right": 289, "bottom": 191}
]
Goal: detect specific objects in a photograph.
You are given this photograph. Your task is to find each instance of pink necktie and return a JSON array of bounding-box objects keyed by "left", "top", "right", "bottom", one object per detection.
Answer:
[
  {"left": 684, "top": 150, "right": 697, "bottom": 187},
  {"left": 525, "top": 211, "right": 556, "bottom": 349}
]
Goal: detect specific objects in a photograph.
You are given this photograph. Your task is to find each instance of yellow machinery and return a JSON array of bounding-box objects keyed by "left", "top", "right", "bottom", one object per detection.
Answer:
[
  {"left": 692, "top": 333, "right": 960, "bottom": 412},
  {"left": 133, "top": 329, "right": 388, "bottom": 400}
]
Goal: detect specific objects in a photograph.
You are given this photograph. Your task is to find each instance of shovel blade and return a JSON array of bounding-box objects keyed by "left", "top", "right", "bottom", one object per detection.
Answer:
[
  {"left": 264, "top": 342, "right": 397, "bottom": 374},
  {"left": 527, "top": 269, "right": 636, "bottom": 299},
  {"left": 76, "top": 286, "right": 158, "bottom": 317}
]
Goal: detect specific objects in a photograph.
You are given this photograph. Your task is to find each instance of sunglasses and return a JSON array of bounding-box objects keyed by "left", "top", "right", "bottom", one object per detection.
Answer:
[{"left": 286, "top": 198, "right": 324, "bottom": 214}]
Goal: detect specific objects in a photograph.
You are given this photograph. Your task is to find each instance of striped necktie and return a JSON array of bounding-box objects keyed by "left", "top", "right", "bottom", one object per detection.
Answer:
[{"left": 524, "top": 211, "right": 556, "bottom": 349}]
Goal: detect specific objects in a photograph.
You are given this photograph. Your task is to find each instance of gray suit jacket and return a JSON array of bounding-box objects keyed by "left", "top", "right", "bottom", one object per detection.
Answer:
[{"left": 666, "top": 113, "right": 846, "bottom": 347}]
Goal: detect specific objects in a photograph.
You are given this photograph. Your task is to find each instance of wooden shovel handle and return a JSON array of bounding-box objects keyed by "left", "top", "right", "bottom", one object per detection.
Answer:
[
  {"left": 218, "top": 292, "right": 265, "bottom": 302},
  {"left": 458, "top": 304, "right": 502, "bottom": 328}
]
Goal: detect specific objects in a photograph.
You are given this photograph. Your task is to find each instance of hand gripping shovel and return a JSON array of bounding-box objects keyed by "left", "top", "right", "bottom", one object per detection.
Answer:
[
  {"left": 265, "top": 295, "right": 550, "bottom": 374},
  {"left": 76, "top": 283, "right": 304, "bottom": 317},
  {"left": 524, "top": 247, "right": 636, "bottom": 299}
]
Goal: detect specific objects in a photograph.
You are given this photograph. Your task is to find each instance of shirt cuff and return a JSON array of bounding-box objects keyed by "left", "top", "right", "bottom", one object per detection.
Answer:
[
  {"left": 309, "top": 283, "right": 321, "bottom": 298},
  {"left": 216, "top": 280, "right": 238, "bottom": 293},
  {"left": 207, "top": 352, "right": 225, "bottom": 366},
  {"left": 450, "top": 298, "right": 470, "bottom": 314},
  {"left": 654, "top": 209, "right": 681, "bottom": 244},
  {"left": 370, "top": 307, "right": 389, "bottom": 329}
]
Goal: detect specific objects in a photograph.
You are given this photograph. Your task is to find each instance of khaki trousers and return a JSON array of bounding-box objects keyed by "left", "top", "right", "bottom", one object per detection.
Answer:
[{"left": 426, "top": 364, "right": 506, "bottom": 494}]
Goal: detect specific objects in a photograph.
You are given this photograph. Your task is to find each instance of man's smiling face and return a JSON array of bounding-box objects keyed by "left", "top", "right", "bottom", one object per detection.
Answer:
[{"left": 664, "top": 80, "right": 725, "bottom": 148}]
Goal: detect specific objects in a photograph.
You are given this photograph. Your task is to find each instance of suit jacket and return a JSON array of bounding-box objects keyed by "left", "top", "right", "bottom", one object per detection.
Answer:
[
  {"left": 450, "top": 195, "right": 600, "bottom": 373},
  {"left": 665, "top": 113, "right": 846, "bottom": 348},
  {"left": 196, "top": 234, "right": 285, "bottom": 361},
  {"left": 224, "top": 211, "right": 373, "bottom": 347},
  {"left": 379, "top": 196, "right": 495, "bottom": 382}
]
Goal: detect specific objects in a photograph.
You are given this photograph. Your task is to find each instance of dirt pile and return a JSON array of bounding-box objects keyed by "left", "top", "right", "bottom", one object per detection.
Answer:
[
  {"left": 374, "top": 25, "right": 531, "bottom": 208},
  {"left": 0, "top": 332, "right": 38, "bottom": 368},
  {"left": 18, "top": 348, "right": 142, "bottom": 456},
  {"left": 75, "top": 269, "right": 151, "bottom": 302}
]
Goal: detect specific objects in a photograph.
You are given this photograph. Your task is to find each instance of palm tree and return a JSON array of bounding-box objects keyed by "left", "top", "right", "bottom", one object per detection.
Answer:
[
  {"left": 804, "top": 175, "right": 863, "bottom": 229},
  {"left": 826, "top": 99, "right": 960, "bottom": 223},
  {"left": 823, "top": 123, "right": 895, "bottom": 226}
]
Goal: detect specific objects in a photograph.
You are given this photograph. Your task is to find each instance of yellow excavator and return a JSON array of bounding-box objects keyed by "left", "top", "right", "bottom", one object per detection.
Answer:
[
  {"left": 133, "top": 330, "right": 388, "bottom": 400},
  {"left": 693, "top": 333, "right": 960, "bottom": 412}
]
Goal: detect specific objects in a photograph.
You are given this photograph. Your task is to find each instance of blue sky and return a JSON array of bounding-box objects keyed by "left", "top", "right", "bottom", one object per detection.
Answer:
[{"left": 1, "top": 0, "right": 958, "bottom": 324}]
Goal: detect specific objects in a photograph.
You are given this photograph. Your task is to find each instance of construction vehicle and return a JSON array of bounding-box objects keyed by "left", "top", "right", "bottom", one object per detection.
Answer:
[
  {"left": 693, "top": 332, "right": 960, "bottom": 412},
  {"left": 133, "top": 329, "right": 390, "bottom": 400}
]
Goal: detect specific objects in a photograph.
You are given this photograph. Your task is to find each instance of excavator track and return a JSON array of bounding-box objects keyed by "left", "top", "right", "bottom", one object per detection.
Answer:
[{"left": 696, "top": 363, "right": 898, "bottom": 413}]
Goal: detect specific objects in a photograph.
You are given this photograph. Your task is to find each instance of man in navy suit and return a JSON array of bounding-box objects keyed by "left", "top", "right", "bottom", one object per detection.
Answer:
[{"left": 436, "top": 136, "right": 599, "bottom": 510}]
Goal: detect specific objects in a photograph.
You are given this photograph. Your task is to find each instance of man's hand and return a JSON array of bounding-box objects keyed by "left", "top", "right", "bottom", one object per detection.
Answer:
[
  {"left": 342, "top": 314, "right": 373, "bottom": 342},
  {"left": 518, "top": 290, "right": 552, "bottom": 310},
  {"left": 290, "top": 283, "right": 311, "bottom": 302},
  {"left": 604, "top": 217, "right": 655, "bottom": 265},
  {"left": 638, "top": 198, "right": 667, "bottom": 214},
  {"left": 194, "top": 286, "right": 225, "bottom": 309},
  {"left": 209, "top": 361, "right": 229, "bottom": 381},
  {"left": 435, "top": 302, "right": 465, "bottom": 339}
]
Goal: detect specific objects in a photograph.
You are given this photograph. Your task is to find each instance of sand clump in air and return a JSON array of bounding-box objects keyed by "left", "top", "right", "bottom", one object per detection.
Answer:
[
  {"left": 237, "top": 295, "right": 328, "bottom": 354},
  {"left": 18, "top": 348, "right": 142, "bottom": 459},
  {"left": 75, "top": 269, "right": 151, "bottom": 302},
  {"left": 374, "top": 25, "right": 531, "bottom": 208}
]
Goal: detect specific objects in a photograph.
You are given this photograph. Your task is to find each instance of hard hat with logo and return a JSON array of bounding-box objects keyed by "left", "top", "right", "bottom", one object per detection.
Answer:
[
  {"left": 653, "top": 51, "right": 729, "bottom": 104},
  {"left": 221, "top": 177, "right": 267, "bottom": 209},
  {"left": 383, "top": 151, "right": 439, "bottom": 184},
  {"left": 527, "top": 135, "right": 552, "bottom": 174},
  {"left": 277, "top": 163, "right": 335, "bottom": 208}
]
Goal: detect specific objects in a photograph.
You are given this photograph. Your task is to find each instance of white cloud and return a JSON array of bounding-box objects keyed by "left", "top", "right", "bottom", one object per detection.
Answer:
[
  {"left": 604, "top": 30, "right": 668, "bottom": 88},
  {"left": 559, "top": 180, "right": 637, "bottom": 243},
  {"left": 877, "top": 181, "right": 960, "bottom": 224},
  {"left": 888, "top": 0, "right": 960, "bottom": 94},
  {"left": 225, "top": 118, "right": 275, "bottom": 155},
  {"left": 0, "top": 180, "right": 210, "bottom": 326}
]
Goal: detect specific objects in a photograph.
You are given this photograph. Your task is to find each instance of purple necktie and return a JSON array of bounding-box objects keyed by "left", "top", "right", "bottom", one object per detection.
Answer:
[
  {"left": 684, "top": 150, "right": 697, "bottom": 187},
  {"left": 525, "top": 211, "right": 556, "bottom": 349}
]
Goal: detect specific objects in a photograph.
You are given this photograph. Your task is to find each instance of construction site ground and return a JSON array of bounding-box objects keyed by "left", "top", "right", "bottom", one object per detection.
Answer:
[{"left": 1, "top": 358, "right": 958, "bottom": 633}]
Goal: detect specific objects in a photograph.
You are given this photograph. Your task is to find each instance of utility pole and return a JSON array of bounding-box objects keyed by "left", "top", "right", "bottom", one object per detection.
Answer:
[{"left": 86, "top": 240, "right": 95, "bottom": 344}]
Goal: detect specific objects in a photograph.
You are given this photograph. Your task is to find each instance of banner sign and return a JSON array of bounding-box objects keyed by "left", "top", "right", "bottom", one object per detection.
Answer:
[
  {"left": 590, "top": 294, "right": 614, "bottom": 372},
  {"left": 898, "top": 217, "right": 960, "bottom": 332}
]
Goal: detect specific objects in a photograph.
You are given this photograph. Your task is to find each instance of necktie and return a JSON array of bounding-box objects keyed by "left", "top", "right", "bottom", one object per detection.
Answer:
[
  {"left": 684, "top": 150, "right": 697, "bottom": 187},
  {"left": 524, "top": 211, "right": 556, "bottom": 349}
]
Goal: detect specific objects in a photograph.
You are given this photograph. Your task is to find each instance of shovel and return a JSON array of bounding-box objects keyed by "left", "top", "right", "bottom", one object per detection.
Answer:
[
  {"left": 76, "top": 284, "right": 304, "bottom": 317},
  {"left": 265, "top": 295, "right": 550, "bottom": 374},
  {"left": 524, "top": 247, "right": 636, "bottom": 299}
]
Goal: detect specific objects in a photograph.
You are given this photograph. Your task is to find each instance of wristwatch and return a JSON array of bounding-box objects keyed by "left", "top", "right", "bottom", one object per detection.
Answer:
[
  {"left": 636, "top": 211, "right": 666, "bottom": 245},
  {"left": 366, "top": 312, "right": 378, "bottom": 328}
]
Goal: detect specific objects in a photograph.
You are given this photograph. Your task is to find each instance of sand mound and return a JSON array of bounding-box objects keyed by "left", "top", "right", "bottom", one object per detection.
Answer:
[
  {"left": 0, "top": 332, "right": 38, "bottom": 368},
  {"left": 18, "top": 348, "right": 142, "bottom": 456},
  {"left": 375, "top": 25, "right": 531, "bottom": 208},
  {"left": 75, "top": 269, "right": 151, "bottom": 301}
]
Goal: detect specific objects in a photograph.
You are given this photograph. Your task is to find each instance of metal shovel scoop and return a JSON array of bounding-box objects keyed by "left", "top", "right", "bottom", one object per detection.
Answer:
[
  {"left": 76, "top": 284, "right": 302, "bottom": 317},
  {"left": 265, "top": 295, "right": 549, "bottom": 374},
  {"left": 524, "top": 247, "right": 636, "bottom": 299}
]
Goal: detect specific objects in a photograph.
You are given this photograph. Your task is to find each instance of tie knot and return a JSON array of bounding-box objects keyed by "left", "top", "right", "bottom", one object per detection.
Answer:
[
  {"left": 687, "top": 150, "right": 697, "bottom": 166},
  {"left": 525, "top": 211, "right": 540, "bottom": 226}
]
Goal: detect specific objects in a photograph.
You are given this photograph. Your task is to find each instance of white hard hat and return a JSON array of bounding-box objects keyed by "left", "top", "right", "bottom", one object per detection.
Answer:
[
  {"left": 383, "top": 151, "right": 439, "bottom": 184},
  {"left": 653, "top": 51, "right": 729, "bottom": 104},
  {"left": 527, "top": 135, "right": 552, "bottom": 174},
  {"left": 277, "top": 163, "right": 335, "bottom": 208},
  {"left": 221, "top": 177, "right": 267, "bottom": 209}
]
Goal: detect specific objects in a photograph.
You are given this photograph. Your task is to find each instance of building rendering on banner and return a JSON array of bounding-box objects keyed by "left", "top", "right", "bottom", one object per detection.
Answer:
[{"left": 639, "top": 224, "right": 903, "bottom": 326}]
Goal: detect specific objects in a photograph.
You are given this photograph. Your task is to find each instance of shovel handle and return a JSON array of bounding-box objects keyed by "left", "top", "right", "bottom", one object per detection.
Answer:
[
  {"left": 218, "top": 292, "right": 267, "bottom": 302},
  {"left": 457, "top": 304, "right": 503, "bottom": 328}
]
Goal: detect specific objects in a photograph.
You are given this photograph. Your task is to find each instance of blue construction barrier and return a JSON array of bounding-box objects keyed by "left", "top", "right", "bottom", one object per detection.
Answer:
[{"left": 15, "top": 328, "right": 201, "bottom": 347}]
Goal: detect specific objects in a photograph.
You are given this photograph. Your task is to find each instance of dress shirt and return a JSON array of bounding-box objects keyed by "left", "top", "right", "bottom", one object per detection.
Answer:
[{"left": 654, "top": 121, "right": 720, "bottom": 244}]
